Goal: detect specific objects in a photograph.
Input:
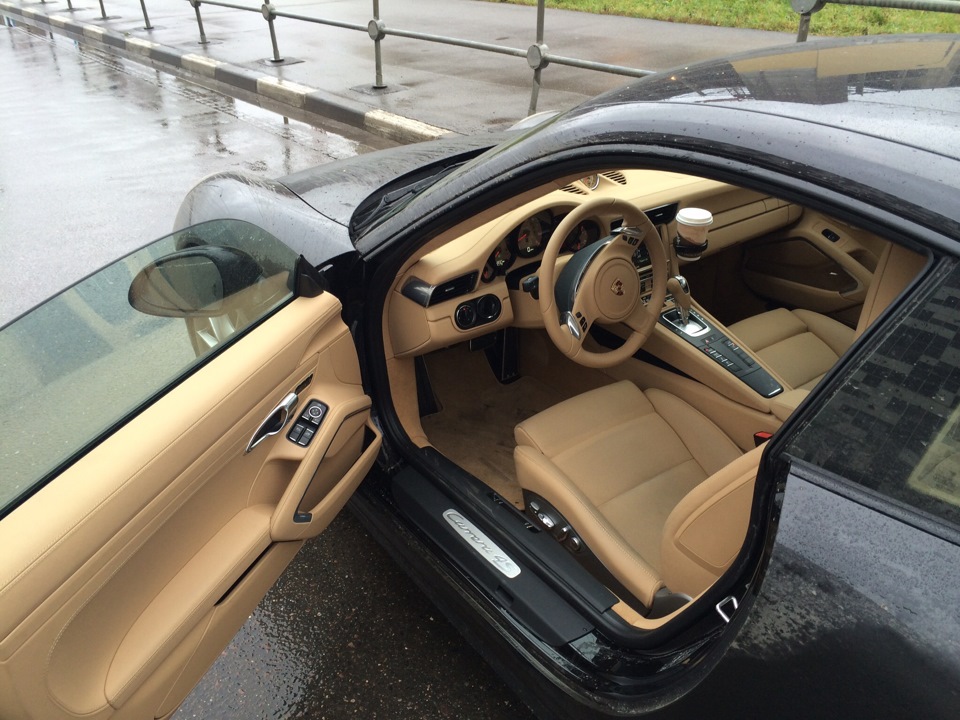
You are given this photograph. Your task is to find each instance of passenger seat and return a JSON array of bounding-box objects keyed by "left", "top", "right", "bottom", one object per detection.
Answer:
[{"left": 729, "top": 242, "right": 926, "bottom": 391}]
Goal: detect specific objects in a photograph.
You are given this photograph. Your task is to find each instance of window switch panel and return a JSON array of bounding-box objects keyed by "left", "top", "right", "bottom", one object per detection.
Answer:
[{"left": 288, "top": 400, "right": 328, "bottom": 446}]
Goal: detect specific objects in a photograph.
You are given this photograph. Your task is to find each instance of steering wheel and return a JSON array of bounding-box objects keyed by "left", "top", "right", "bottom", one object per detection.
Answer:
[{"left": 538, "top": 197, "right": 667, "bottom": 368}]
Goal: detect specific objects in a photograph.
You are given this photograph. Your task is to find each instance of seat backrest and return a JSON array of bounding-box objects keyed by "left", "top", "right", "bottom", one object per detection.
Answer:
[
  {"left": 660, "top": 446, "right": 763, "bottom": 597},
  {"left": 855, "top": 242, "right": 927, "bottom": 338}
]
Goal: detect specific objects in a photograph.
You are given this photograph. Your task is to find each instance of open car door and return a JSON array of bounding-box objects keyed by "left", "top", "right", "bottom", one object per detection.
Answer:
[{"left": 0, "top": 220, "right": 381, "bottom": 719}]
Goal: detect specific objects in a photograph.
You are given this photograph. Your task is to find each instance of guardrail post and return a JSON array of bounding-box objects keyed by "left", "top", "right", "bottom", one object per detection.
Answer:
[
  {"left": 139, "top": 0, "right": 153, "bottom": 30},
  {"left": 369, "top": 0, "right": 387, "bottom": 89},
  {"left": 527, "top": 0, "right": 549, "bottom": 114},
  {"left": 188, "top": 0, "right": 209, "bottom": 45},
  {"left": 790, "top": 0, "right": 826, "bottom": 42},
  {"left": 262, "top": 3, "right": 284, "bottom": 63}
]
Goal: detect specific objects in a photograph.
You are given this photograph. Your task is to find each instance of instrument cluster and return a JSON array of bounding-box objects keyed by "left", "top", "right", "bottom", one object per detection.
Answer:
[{"left": 480, "top": 210, "right": 604, "bottom": 283}]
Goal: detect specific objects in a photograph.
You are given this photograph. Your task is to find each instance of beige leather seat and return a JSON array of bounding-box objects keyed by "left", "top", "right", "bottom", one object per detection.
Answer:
[
  {"left": 514, "top": 380, "right": 761, "bottom": 612},
  {"left": 728, "top": 308, "right": 853, "bottom": 391},
  {"left": 729, "top": 242, "right": 927, "bottom": 391}
]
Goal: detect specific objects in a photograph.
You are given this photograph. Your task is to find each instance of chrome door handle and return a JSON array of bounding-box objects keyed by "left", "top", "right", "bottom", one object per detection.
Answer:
[{"left": 245, "top": 392, "right": 298, "bottom": 454}]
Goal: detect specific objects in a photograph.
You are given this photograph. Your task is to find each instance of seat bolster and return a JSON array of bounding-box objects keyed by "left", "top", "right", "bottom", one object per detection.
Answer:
[
  {"left": 645, "top": 389, "right": 742, "bottom": 477},
  {"left": 514, "top": 445, "right": 663, "bottom": 608},
  {"left": 728, "top": 308, "right": 806, "bottom": 352},
  {"left": 793, "top": 309, "right": 855, "bottom": 357},
  {"left": 661, "top": 446, "right": 763, "bottom": 597}
]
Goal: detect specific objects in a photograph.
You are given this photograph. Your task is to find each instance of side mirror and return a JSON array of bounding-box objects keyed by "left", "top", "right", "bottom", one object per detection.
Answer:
[{"left": 128, "top": 246, "right": 264, "bottom": 318}]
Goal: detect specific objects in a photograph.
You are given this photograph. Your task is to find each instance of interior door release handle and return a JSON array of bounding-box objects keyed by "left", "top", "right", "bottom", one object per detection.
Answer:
[{"left": 245, "top": 392, "right": 299, "bottom": 454}]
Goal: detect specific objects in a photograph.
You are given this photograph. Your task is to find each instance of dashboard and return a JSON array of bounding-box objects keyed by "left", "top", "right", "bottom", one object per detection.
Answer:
[{"left": 386, "top": 169, "right": 802, "bottom": 358}]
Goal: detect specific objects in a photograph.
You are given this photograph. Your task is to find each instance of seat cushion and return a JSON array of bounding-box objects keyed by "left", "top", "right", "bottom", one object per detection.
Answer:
[
  {"left": 728, "top": 308, "right": 855, "bottom": 391},
  {"left": 514, "top": 380, "right": 741, "bottom": 606}
]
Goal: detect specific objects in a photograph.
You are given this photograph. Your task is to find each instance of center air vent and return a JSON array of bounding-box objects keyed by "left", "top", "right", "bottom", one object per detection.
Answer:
[{"left": 560, "top": 184, "right": 589, "bottom": 196}]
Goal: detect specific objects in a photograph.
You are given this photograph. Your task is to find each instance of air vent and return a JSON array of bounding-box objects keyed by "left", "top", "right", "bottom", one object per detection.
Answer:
[
  {"left": 429, "top": 272, "right": 479, "bottom": 306},
  {"left": 401, "top": 272, "right": 478, "bottom": 307},
  {"left": 560, "top": 184, "right": 589, "bottom": 196},
  {"left": 601, "top": 170, "right": 627, "bottom": 185}
]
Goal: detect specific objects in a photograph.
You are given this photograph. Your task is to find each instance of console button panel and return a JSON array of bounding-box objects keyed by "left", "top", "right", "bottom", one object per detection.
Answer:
[{"left": 660, "top": 309, "right": 783, "bottom": 398}]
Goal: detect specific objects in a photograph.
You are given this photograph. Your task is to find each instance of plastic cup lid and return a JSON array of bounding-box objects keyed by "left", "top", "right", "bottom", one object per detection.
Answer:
[{"left": 677, "top": 208, "right": 713, "bottom": 226}]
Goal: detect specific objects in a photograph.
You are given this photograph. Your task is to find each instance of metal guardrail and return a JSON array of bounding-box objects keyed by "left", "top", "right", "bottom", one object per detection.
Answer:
[
  {"left": 180, "top": 0, "right": 655, "bottom": 115},
  {"left": 23, "top": 0, "right": 960, "bottom": 114},
  {"left": 791, "top": 0, "right": 960, "bottom": 42}
]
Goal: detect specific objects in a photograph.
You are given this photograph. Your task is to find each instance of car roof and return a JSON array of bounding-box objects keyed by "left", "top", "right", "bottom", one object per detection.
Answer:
[
  {"left": 357, "top": 35, "right": 960, "bottom": 255},
  {"left": 579, "top": 34, "right": 960, "bottom": 162}
]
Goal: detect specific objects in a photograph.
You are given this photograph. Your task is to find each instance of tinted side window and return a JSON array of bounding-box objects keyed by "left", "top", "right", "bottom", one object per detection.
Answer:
[
  {"left": 0, "top": 220, "right": 298, "bottom": 516},
  {"left": 786, "top": 259, "right": 960, "bottom": 528}
]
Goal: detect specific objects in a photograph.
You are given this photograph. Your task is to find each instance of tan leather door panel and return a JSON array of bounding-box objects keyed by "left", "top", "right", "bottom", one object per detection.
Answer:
[
  {"left": 0, "top": 291, "right": 380, "bottom": 720},
  {"left": 741, "top": 213, "right": 880, "bottom": 323}
]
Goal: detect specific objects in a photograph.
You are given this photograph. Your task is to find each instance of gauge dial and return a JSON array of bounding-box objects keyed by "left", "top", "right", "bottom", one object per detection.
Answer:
[
  {"left": 514, "top": 212, "right": 551, "bottom": 258},
  {"left": 490, "top": 238, "right": 515, "bottom": 274},
  {"left": 563, "top": 220, "right": 600, "bottom": 252},
  {"left": 481, "top": 261, "right": 497, "bottom": 283},
  {"left": 580, "top": 174, "right": 601, "bottom": 190}
]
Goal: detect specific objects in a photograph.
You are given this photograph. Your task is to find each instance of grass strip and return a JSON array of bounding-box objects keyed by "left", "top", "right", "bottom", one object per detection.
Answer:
[{"left": 487, "top": 0, "right": 959, "bottom": 36}]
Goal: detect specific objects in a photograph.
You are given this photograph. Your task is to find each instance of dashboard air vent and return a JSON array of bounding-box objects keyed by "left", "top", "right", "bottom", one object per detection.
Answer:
[
  {"left": 560, "top": 184, "right": 589, "bottom": 196},
  {"left": 601, "top": 171, "right": 627, "bottom": 185},
  {"left": 400, "top": 272, "right": 478, "bottom": 307}
]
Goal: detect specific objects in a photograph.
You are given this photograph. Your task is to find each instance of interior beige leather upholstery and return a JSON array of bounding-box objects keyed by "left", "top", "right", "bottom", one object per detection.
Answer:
[
  {"left": 514, "top": 380, "right": 746, "bottom": 609},
  {"left": 855, "top": 242, "right": 928, "bottom": 335},
  {"left": 661, "top": 445, "right": 762, "bottom": 597},
  {"left": 728, "top": 308, "right": 855, "bottom": 391},
  {"left": 0, "top": 292, "right": 379, "bottom": 720},
  {"left": 729, "top": 241, "right": 926, "bottom": 391}
]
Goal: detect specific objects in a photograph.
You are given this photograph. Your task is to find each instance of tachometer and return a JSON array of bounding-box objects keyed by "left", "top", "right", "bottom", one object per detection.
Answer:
[
  {"left": 514, "top": 212, "right": 551, "bottom": 258},
  {"left": 563, "top": 220, "right": 600, "bottom": 252}
]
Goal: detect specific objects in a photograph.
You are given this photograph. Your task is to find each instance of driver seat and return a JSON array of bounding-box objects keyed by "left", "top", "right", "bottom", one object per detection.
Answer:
[{"left": 515, "top": 380, "right": 760, "bottom": 612}]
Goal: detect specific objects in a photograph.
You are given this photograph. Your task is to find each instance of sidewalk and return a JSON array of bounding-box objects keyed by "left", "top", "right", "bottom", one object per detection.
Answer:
[{"left": 0, "top": 0, "right": 796, "bottom": 141}]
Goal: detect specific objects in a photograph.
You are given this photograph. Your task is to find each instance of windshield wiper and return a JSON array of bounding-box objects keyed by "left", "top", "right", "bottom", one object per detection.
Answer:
[{"left": 353, "top": 163, "right": 465, "bottom": 235}]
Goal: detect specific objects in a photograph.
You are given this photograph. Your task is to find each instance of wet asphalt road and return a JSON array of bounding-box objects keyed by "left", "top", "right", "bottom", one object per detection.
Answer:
[{"left": 1, "top": 24, "right": 535, "bottom": 720}]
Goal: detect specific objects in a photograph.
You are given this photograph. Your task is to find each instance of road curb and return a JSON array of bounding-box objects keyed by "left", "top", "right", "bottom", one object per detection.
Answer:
[{"left": 0, "top": 2, "right": 453, "bottom": 144}]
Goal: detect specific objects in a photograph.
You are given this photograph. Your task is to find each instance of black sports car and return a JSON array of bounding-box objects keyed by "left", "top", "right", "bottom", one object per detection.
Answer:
[{"left": 1, "top": 34, "right": 958, "bottom": 720}]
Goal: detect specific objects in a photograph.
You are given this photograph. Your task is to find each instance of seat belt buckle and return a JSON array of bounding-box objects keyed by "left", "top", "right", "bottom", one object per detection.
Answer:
[{"left": 754, "top": 431, "right": 773, "bottom": 447}]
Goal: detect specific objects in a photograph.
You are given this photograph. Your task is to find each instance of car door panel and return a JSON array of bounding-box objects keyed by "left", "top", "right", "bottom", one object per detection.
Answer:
[
  {"left": 0, "top": 290, "right": 379, "bottom": 720},
  {"left": 741, "top": 212, "right": 881, "bottom": 324}
]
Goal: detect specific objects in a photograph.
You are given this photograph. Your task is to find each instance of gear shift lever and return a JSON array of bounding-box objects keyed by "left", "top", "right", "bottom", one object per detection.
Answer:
[{"left": 667, "top": 275, "right": 691, "bottom": 327}]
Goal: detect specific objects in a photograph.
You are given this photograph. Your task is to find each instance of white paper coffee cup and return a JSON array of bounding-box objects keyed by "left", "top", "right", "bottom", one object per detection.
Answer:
[{"left": 676, "top": 207, "right": 713, "bottom": 245}]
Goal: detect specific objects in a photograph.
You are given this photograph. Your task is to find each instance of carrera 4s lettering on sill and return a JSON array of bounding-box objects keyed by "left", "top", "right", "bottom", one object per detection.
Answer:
[{"left": 443, "top": 509, "right": 522, "bottom": 578}]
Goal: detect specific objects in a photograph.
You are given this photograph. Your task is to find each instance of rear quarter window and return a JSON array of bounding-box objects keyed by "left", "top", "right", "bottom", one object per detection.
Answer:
[{"left": 786, "top": 258, "right": 960, "bottom": 530}]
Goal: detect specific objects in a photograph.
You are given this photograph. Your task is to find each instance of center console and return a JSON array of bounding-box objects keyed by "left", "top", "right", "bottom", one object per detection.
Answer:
[{"left": 658, "top": 307, "right": 783, "bottom": 398}]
